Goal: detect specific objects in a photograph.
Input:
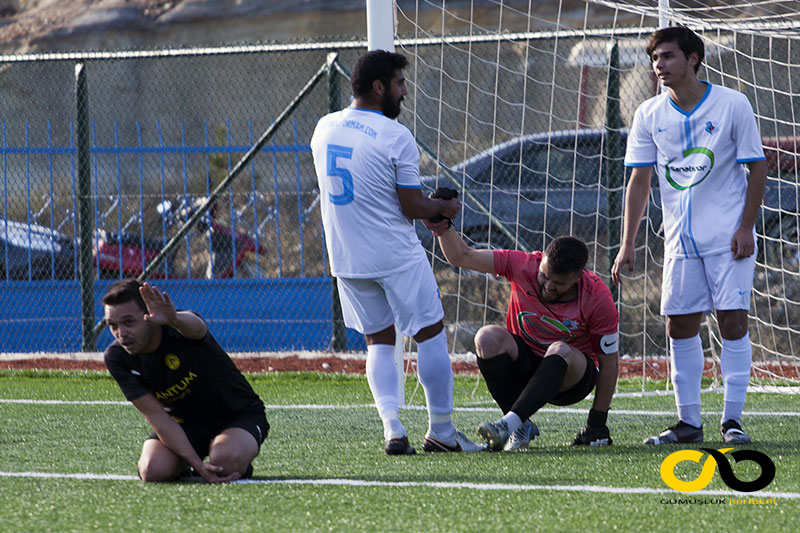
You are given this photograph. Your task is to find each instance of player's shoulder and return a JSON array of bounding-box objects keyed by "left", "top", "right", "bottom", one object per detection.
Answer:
[
  {"left": 581, "top": 269, "right": 614, "bottom": 298},
  {"left": 103, "top": 342, "right": 133, "bottom": 372},
  {"left": 497, "top": 248, "right": 541, "bottom": 265},
  {"left": 103, "top": 341, "right": 124, "bottom": 361},
  {"left": 636, "top": 91, "right": 670, "bottom": 117},
  {"left": 708, "top": 83, "right": 744, "bottom": 99},
  {"left": 495, "top": 249, "right": 541, "bottom": 278}
]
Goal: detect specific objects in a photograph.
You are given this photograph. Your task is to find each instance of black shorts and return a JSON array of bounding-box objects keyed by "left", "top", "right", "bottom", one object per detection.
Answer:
[
  {"left": 511, "top": 333, "right": 598, "bottom": 406},
  {"left": 147, "top": 406, "right": 269, "bottom": 459}
]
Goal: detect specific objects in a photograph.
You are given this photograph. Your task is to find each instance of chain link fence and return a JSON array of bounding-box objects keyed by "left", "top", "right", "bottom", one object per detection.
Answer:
[{"left": 0, "top": 29, "right": 797, "bottom": 366}]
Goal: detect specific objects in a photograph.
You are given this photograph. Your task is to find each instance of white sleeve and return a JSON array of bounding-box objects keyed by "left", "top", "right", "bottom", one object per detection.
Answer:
[
  {"left": 392, "top": 127, "right": 422, "bottom": 188},
  {"left": 732, "top": 94, "right": 766, "bottom": 163},
  {"left": 625, "top": 105, "right": 657, "bottom": 166}
]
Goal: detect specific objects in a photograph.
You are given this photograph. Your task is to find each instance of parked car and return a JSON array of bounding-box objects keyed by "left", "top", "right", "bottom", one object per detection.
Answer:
[
  {"left": 0, "top": 219, "right": 76, "bottom": 281},
  {"left": 416, "top": 128, "right": 651, "bottom": 254},
  {"left": 416, "top": 129, "right": 799, "bottom": 272}
]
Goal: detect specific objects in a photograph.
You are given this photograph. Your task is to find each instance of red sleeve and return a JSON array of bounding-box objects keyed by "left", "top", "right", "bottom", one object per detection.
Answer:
[{"left": 494, "top": 249, "right": 540, "bottom": 281}]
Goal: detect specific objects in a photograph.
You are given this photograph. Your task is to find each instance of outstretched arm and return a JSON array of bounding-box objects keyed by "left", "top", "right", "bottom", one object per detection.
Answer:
[
  {"left": 434, "top": 225, "right": 497, "bottom": 275},
  {"left": 396, "top": 186, "right": 461, "bottom": 220}
]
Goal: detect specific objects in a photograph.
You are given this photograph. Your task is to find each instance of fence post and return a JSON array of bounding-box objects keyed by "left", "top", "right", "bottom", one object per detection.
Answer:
[
  {"left": 604, "top": 41, "right": 623, "bottom": 302},
  {"left": 75, "top": 63, "right": 96, "bottom": 352},
  {"left": 326, "top": 53, "right": 348, "bottom": 352}
]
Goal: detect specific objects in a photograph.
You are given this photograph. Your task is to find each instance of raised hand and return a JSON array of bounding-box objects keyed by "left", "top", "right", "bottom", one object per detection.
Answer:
[{"left": 139, "top": 282, "right": 177, "bottom": 327}]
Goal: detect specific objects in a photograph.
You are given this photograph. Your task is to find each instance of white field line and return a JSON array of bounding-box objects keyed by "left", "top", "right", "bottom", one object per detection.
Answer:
[
  {"left": 0, "top": 398, "right": 799, "bottom": 417},
  {"left": 0, "top": 471, "right": 798, "bottom": 499}
]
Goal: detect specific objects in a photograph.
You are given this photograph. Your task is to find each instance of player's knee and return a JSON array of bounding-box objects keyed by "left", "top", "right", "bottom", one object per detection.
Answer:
[
  {"left": 208, "top": 448, "right": 248, "bottom": 475},
  {"left": 544, "top": 342, "right": 583, "bottom": 368},
  {"left": 718, "top": 319, "right": 748, "bottom": 341},
  {"left": 544, "top": 341, "right": 571, "bottom": 358},
  {"left": 137, "top": 457, "right": 175, "bottom": 483},
  {"left": 474, "top": 325, "right": 512, "bottom": 359}
]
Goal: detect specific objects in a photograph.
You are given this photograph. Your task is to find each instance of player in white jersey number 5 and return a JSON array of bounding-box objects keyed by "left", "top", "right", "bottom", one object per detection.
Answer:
[
  {"left": 612, "top": 26, "right": 767, "bottom": 446},
  {"left": 310, "top": 50, "right": 482, "bottom": 455}
]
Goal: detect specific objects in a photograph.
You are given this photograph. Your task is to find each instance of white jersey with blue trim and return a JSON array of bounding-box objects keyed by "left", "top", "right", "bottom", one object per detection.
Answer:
[
  {"left": 625, "top": 83, "right": 765, "bottom": 258},
  {"left": 310, "top": 107, "right": 426, "bottom": 278}
]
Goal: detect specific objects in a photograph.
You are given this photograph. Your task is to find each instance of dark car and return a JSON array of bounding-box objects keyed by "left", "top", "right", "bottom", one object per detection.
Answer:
[
  {"left": 416, "top": 128, "right": 650, "bottom": 254},
  {"left": 417, "top": 129, "right": 799, "bottom": 271},
  {"left": 0, "top": 219, "right": 76, "bottom": 281}
]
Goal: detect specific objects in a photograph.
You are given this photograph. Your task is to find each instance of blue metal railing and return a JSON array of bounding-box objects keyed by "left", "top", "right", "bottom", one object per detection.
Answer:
[{"left": 0, "top": 119, "right": 320, "bottom": 282}]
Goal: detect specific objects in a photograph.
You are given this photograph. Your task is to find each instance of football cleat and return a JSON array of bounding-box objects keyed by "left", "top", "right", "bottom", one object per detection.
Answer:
[
  {"left": 504, "top": 419, "right": 539, "bottom": 451},
  {"left": 422, "top": 429, "right": 483, "bottom": 452},
  {"left": 721, "top": 419, "right": 752, "bottom": 445},
  {"left": 644, "top": 420, "right": 703, "bottom": 445},
  {"left": 385, "top": 436, "right": 416, "bottom": 455},
  {"left": 477, "top": 419, "right": 511, "bottom": 451}
]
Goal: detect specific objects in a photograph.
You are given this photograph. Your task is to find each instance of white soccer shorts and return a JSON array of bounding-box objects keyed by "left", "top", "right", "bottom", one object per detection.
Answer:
[
  {"left": 336, "top": 256, "right": 444, "bottom": 337},
  {"left": 661, "top": 250, "right": 756, "bottom": 316}
]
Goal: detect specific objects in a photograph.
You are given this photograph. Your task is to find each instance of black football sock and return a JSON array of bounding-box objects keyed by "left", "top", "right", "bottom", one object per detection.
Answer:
[
  {"left": 476, "top": 353, "right": 525, "bottom": 414},
  {"left": 509, "top": 355, "right": 568, "bottom": 421}
]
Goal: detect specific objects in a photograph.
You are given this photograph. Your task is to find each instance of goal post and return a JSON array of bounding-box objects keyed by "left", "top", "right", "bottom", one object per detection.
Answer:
[
  {"left": 365, "top": 0, "right": 408, "bottom": 405},
  {"left": 387, "top": 0, "right": 800, "bottom": 393}
]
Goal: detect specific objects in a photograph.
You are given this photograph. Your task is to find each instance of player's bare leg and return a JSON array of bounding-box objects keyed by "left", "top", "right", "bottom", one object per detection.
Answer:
[
  {"left": 137, "top": 439, "right": 187, "bottom": 482},
  {"left": 208, "top": 427, "right": 260, "bottom": 478}
]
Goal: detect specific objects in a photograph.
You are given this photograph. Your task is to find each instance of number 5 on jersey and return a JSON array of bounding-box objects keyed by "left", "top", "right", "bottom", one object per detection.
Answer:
[{"left": 326, "top": 144, "right": 355, "bottom": 205}]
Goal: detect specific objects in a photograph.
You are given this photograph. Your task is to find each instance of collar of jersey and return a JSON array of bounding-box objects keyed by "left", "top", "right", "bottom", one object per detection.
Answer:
[
  {"left": 668, "top": 81, "right": 712, "bottom": 117},
  {"left": 350, "top": 107, "right": 385, "bottom": 116}
]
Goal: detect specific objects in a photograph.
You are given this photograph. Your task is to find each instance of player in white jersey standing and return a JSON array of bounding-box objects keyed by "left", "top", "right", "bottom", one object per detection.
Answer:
[
  {"left": 612, "top": 26, "right": 767, "bottom": 445},
  {"left": 310, "top": 50, "right": 482, "bottom": 455}
]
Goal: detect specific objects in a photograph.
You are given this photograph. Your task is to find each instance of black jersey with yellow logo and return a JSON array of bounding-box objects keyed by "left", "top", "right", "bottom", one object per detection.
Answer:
[{"left": 104, "top": 325, "right": 264, "bottom": 424}]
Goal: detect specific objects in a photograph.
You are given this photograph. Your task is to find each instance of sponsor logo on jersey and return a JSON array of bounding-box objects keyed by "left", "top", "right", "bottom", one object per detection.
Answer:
[
  {"left": 165, "top": 353, "right": 180, "bottom": 370},
  {"left": 665, "top": 146, "right": 715, "bottom": 191},
  {"left": 155, "top": 371, "right": 198, "bottom": 402},
  {"left": 517, "top": 311, "right": 576, "bottom": 346},
  {"left": 705, "top": 121, "right": 715, "bottom": 134}
]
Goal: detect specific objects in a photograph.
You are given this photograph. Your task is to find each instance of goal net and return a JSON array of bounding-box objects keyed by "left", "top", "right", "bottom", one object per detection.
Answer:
[{"left": 391, "top": 0, "right": 800, "bottom": 392}]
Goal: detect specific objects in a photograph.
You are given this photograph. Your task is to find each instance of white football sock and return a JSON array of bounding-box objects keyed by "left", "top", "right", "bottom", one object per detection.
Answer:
[
  {"left": 416, "top": 328, "right": 455, "bottom": 438},
  {"left": 670, "top": 335, "right": 703, "bottom": 428},
  {"left": 366, "top": 343, "right": 405, "bottom": 440},
  {"left": 720, "top": 333, "right": 752, "bottom": 424},
  {"left": 500, "top": 411, "right": 522, "bottom": 434}
]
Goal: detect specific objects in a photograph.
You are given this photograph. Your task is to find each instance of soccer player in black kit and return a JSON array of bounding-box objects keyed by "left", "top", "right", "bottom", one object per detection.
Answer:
[{"left": 103, "top": 279, "right": 268, "bottom": 483}]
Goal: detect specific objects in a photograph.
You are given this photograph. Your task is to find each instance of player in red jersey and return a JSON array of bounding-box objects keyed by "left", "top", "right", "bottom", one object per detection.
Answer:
[{"left": 426, "top": 221, "right": 619, "bottom": 450}]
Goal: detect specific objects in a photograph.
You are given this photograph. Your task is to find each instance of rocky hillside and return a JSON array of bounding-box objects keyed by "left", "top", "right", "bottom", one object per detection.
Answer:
[
  {"left": 0, "top": 0, "right": 579, "bottom": 54},
  {"left": 0, "top": 0, "right": 377, "bottom": 53}
]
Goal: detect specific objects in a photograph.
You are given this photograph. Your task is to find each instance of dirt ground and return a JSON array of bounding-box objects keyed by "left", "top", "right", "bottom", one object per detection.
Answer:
[{"left": 3, "top": 354, "right": 797, "bottom": 380}]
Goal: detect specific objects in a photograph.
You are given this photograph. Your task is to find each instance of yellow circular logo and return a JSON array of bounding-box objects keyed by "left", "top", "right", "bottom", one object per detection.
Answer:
[
  {"left": 660, "top": 448, "right": 732, "bottom": 492},
  {"left": 165, "top": 354, "right": 180, "bottom": 370}
]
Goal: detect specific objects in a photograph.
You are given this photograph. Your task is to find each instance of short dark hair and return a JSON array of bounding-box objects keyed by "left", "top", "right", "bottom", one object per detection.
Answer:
[
  {"left": 543, "top": 236, "right": 588, "bottom": 274},
  {"left": 351, "top": 50, "right": 409, "bottom": 99},
  {"left": 646, "top": 26, "right": 704, "bottom": 74},
  {"left": 102, "top": 278, "right": 146, "bottom": 313}
]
